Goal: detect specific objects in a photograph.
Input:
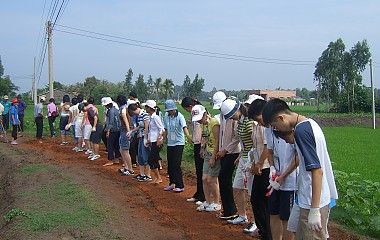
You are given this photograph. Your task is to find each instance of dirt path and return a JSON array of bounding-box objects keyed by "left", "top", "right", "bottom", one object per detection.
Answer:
[{"left": 0, "top": 135, "right": 368, "bottom": 240}]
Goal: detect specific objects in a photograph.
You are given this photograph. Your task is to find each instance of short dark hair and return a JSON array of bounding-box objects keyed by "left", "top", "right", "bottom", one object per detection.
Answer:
[
  {"left": 87, "top": 97, "right": 94, "bottom": 104},
  {"left": 262, "top": 98, "right": 292, "bottom": 125},
  {"left": 77, "top": 94, "right": 84, "bottom": 103},
  {"left": 129, "top": 91, "right": 137, "bottom": 99},
  {"left": 49, "top": 98, "right": 55, "bottom": 103},
  {"left": 63, "top": 95, "right": 70, "bottom": 103},
  {"left": 247, "top": 99, "right": 266, "bottom": 120},
  {"left": 71, "top": 97, "right": 78, "bottom": 105},
  {"left": 116, "top": 95, "right": 127, "bottom": 106},
  {"left": 181, "top": 97, "right": 202, "bottom": 108},
  {"left": 128, "top": 103, "right": 139, "bottom": 115}
]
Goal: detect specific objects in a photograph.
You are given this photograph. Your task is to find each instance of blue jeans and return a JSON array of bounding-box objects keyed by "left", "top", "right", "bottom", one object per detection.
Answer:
[{"left": 138, "top": 136, "right": 150, "bottom": 166}]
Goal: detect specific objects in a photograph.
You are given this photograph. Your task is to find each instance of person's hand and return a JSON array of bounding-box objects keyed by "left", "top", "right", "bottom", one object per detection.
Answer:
[
  {"left": 253, "top": 162, "right": 262, "bottom": 175},
  {"left": 186, "top": 135, "right": 192, "bottom": 144},
  {"left": 243, "top": 161, "right": 252, "bottom": 173},
  {"left": 209, "top": 158, "right": 216, "bottom": 168},
  {"left": 126, "top": 131, "right": 132, "bottom": 140},
  {"left": 308, "top": 208, "right": 322, "bottom": 232},
  {"left": 269, "top": 166, "right": 277, "bottom": 181},
  {"left": 216, "top": 150, "right": 226, "bottom": 160},
  {"left": 92, "top": 127, "right": 96, "bottom": 132},
  {"left": 145, "top": 139, "right": 150, "bottom": 147},
  {"left": 106, "top": 131, "right": 110, "bottom": 138},
  {"left": 234, "top": 157, "right": 239, "bottom": 165},
  {"left": 276, "top": 175, "right": 285, "bottom": 186}
]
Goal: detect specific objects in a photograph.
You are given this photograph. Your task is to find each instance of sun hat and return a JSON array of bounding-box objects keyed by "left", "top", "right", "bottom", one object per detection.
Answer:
[
  {"left": 145, "top": 100, "right": 156, "bottom": 109},
  {"left": 126, "top": 99, "right": 137, "bottom": 107},
  {"left": 221, "top": 99, "right": 241, "bottom": 119},
  {"left": 40, "top": 96, "right": 46, "bottom": 102},
  {"left": 101, "top": 97, "right": 113, "bottom": 106},
  {"left": 11, "top": 98, "right": 18, "bottom": 104},
  {"left": 3, "top": 95, "right": 9, "bottom": 100},
  {"left": 212, "top": 91, "right": 227, "bottom": 109},
  {"left": 191, "top": 105, "right": 206, "bottom": 122},
  {"left": 244, "top": 94, "right": 264, "bottom": 105},
  {"left": 164, "top": 99, "right": 177, "bottom": 111}
]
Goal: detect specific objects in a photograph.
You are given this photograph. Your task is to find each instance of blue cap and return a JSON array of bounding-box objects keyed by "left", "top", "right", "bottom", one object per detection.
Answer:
[{"left": 164, "top": 99, "right": 177, "bottom": 111}]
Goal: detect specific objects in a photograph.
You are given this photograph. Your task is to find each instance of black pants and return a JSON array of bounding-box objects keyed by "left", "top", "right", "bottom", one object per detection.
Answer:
[
  {"left": 129, "top": 135, "right": 139, "bottom": 165},
  {"left": 48, "top": 116, "right": 56, "bottom": 137},
  {"left": 12, "top": 124, "right": 17, "bottom": 140},
  {"left": 148, "top": 142, "right": 160, "bottom": 169},
  {"left": 167, "top": 145, "right": 184, "bottom": 189},
  {"left": 35, "top": 117, "right": 43, "bottom": 139},
  {"left": 3, "top": 113, "right": 9, "bottom": 131},
  {"left": 218, "top": 153, "right": 238, "bottom": 216},
  {"left": 192, "top": 144, "right": 205, "bottom": 201},
  {"left": 107, "top": 131, "right": 120, "bottom": 160},
  {"left": 18, "top": 114, "right": 24, "bottom": 132},
  {"left": 251, "top": 168, "right": 272, "bottom": 240}
]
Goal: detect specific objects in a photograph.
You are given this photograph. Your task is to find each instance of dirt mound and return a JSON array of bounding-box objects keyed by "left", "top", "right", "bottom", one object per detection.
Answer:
[{"left": 310, "top": 116, "right": 379, "bottom": 127}]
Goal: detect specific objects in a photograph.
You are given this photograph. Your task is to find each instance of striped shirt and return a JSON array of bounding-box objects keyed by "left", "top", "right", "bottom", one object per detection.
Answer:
[
  {"left": 137, "top": 109, "right": 150, "bottom": 135},
  {"left": 237, "top": 116, "right": 254, "bottom": 158}
]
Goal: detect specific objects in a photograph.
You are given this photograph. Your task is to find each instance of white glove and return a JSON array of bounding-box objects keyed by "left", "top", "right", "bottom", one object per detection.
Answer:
[
  {"left": 269, "top": 166, "right": 277, "bottom": 181},
  {"left": 65, "top": 123, "right": 72, "bottom": 130},
  {"left": 92, "top": 127, "right": 96, "bottom": 132},
  {"left": 126, "top": 131, "right": 132, "bottom": 140},
  {"left": 242, "top": 161, "right": 252, "bottom": 173},
  {"left": 269, "top": 179, "right": 281, "bottom": 190},
  {"left": 308, "top": 208, "right": 322, "bottom": 232}
]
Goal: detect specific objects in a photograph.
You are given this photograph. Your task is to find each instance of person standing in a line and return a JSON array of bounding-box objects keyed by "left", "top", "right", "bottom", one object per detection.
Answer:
[
  {"left": 34, "top": 96, "right": 46, "bottom": 142},
  {"left": 1, "top": 95, "right": 11, "bottom": 131},
  {"left": 10, "top": 98, "right": 19, "bottom": 145},
  {"left": 47, "top": 98, "right": 58, "bottom": 138},
  {"left": 17, "top": 95, "right": 26, "bottom": 135}
]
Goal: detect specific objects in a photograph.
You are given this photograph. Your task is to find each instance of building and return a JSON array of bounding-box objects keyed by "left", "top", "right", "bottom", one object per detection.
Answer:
[
  {"left": 246, "top": 89, "right": 296, "bottom": 101},
  {"left": 38, "top": 89, "right": 76, "bottom": 103}
]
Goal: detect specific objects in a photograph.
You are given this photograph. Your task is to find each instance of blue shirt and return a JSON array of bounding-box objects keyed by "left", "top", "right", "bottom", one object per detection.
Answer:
[
  {"left": 10, "top": 106, "right": 19, "bottom": 125},
  {"left": 18, "top": 100, "right": 27, "bottom": 115},
  {"left": 163, "top": 111, "right": 187, "bottom": 146},
  {"left": 0, "top": 101, "right": 11, "bottom": 114}
]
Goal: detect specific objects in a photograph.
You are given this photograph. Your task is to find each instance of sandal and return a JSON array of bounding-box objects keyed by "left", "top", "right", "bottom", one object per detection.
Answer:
[{"left": 103, "top": 161, "right": 114, "bottom": 166}]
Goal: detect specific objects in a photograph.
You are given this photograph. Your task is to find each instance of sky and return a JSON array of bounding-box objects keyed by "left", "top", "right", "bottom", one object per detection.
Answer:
[{"left": 1, "top": 0, "right": 380, "bottom": 94}]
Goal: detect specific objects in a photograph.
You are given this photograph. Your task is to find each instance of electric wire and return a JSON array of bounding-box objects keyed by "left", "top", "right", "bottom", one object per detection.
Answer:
[
  {"left": 55, "top": 24, "right": 315, "bottom": 64},
  {"left": 54, "top": 28, "right": 315, "bottom": 66},
  {"left": 34, "top": 0, "right": 47, "bottom": 57}
]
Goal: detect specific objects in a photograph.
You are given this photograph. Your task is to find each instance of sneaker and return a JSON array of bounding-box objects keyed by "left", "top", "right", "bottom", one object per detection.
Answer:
[
  {"left": 121, "top": 169, "right": 135, "bottom": 176},
  {"left": 186, "top": 197, "right": 198, "bottom": 202},
  {"left": 132, "top": 174, "right": 143, "bottom": 181},
  {"left": 173, "top": 188, "right": 184, "bottom": 193},
  {"left": 132, "top": 164, "right": 137, "bottom": 168},
  {"left": 227, "top": 216, "right": 249, "bottom": 225},
  {"left": 85, "top": 149, "right": 92, "bottom": 154},
  {"left": 164, "top": 185, "right": 174, "bottom": 191},
  {"left": 195, "top": 201, "right": 203, "bottom": 206},
  {"left": 218, "top": 212, "right": 238, "bottom": 220},
  {"left": 139, "top": 175, "right": 152, "bottom": 182},
  {"left": 11, "top": 141, "right": 18, "bottom": 145},
  {"left": 243, "top": 222, "right": 258, "bottom": 234},
  {"left": 205, "top": 202, "right": 221, "bottom": 212},
  {"left": 90, "top": 154, "right": 100, "bottom": 161},
  {"left": 72, "top": 147, "right": 79, "bottom": 151},
  {"left": 88, "top": 153, "right": 95, "bottom": 159},
  {"left": 76, "top": 148, "right": 83, "bottom": 152},
  {"left": 60, "top": 142, "right": 66, "bottom": 146},
  {"left": 196, "top": 201, "right": 209, "bottom": 212}
]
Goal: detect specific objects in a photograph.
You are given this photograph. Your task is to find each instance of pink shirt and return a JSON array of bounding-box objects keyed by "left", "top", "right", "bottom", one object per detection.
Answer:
[{"left": 47, "top": 102, "right": 57, "bottom": 117}]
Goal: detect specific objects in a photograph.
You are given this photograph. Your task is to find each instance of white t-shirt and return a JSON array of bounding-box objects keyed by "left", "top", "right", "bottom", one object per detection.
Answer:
[
  {"left": 294, "top": 119, "right": 338, "bottom": 209},
  {"left": 267, "top": 128, "right": 297, "bottom": 191},
  {"left": 0, "top": 103, "right": 4, "bottom": 115},
  {"left": 252, "top": 125, "right": 270, "bottom": 169}
]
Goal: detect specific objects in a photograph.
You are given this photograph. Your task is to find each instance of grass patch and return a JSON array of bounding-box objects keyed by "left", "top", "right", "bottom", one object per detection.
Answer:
[
  {"left": 323, "top": 126, "right": 380, "bottom": 181},
  {"left": 19, "top": 163, "right": 48, "bottom": 174}
]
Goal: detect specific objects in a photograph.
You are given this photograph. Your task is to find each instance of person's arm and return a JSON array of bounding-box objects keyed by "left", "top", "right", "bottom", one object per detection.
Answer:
[
  {"left": 82, "top": 111, "right": 88, "bottom": 128},
  {"left": 183, "top": 127, "right": 191, "bottom": 143},
  {"left": 11, "top": 108, "right": 16, "bottom": 125},
  {"left": 209, "top": 124, "right": 220, "bottom": 168},
  {"left": 143, "top": 119, "right": 149, "bottom": 140},
  {"left": 121, "top": 109, "right": 130, "bottom": 132},
  {"left": 217, "top": 120, "right": 239, "bottom": 158},
  {"left": 276, "top": 154, "right": 299, "bottom": 185}
]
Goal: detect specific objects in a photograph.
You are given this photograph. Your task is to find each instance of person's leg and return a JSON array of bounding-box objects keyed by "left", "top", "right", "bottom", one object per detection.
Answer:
[
  {"left": 171, "top": 145, "right": 184, "bottom": 189},
  {"left": 278, "top": 190, "right": 295, "bottom": 240},
  {"left": 166, "top": 146, "right": 174, "bottom": 185},
  {"left": 12, "top": 124, "right": 17, "bottom": 142},
  {"left": 234, "top": 188, "right": 247, "bottom": 217},
  {"left": 36, "top": 117, "right": 43, "bottom": 139},
  {"left": 107, "top": 132, "right": 116, "bottom": 160},
  {"left": 18, "top": 114, "right": 24, "bottom": 132},
  {"left": 251, "top": 168, "right": 272, "bottom": 240},
  {"left": 218, "top": 153, "right": 238, "bottom": 216},
  {"left": 48, "top": 116, "right": 55, "bottom": 137},
  {"left": 193, "top": 144, "right": 205, "bottom": 201},
  {"left": 269, "top": 189, "right": 282, "bottom": 240},
  {"left": 208, "top": 175, "right": 220, "bottom": 204},
  {"left": 137, "top": 137, "right": 146, "bottom": 176},
  {"left": 4, "top": 113, "right": 9, "bottom": 130}
]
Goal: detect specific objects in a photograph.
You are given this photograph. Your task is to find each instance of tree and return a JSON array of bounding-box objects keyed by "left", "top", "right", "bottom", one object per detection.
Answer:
[
  {"left": 133, "top": 74, "right": 148, "bottom": 101},
  {"left": 182, "top": 75, "right": 192, "bottom": 97},
  {"left": 161, "top": 79, "right": 174, "bottom": 100},
  {"left": 191, "top": 74, "right": 205, "bottom": 98},
  {"left": 147, "top": 75, "right": 154, "bottom": 99},
  {"left": 154, "top": 77, "right": 162, "bottom": 102},
  {"left": 83, "top": 76, "right": 101, "bottom": 98},
  {"left": 0, "top": 58, "right": 19, "bottom": 96},
  {"left": 124, "top": 68, "right": 134, "bottom": 94}
]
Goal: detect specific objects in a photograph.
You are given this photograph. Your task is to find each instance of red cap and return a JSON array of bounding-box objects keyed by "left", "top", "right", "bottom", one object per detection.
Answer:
[{"left": 11, "top": 98, "right": 18, "bottom": 103}]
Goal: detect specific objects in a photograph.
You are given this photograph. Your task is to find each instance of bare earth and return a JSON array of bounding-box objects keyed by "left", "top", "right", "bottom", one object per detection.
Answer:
[{"left": 0, "top": 133, "right": 369, "bottom": 240}]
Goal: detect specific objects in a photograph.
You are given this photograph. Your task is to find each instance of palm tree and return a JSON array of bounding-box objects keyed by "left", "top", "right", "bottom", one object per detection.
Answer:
[
  {"left": 154, "top": 77, "right": 162, "bottom": 102},
  {"left": 161, "top": 79, "right": 174, "bottom": 100}
]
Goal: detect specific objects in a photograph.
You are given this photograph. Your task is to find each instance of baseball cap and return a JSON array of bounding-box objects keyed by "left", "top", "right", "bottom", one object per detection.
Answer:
[
  {"left": 212, "top": 91, "right": 226, "bottom": 109},
  {"left": 221, "top": 99, "right": 241, "bottom": 119},
  {"left": 3, "top": 95, "right": 9, "bottom": 100},
  {"left": 40, "top": 96, "right": 46, "bottom": 102},
  {"left": 244, "top": 94, "right": 264, "bottom": 104},
  {"left": 191, "top": 105, "right": 206, "bottom": 122},
  {"left": 145, "top": 100, "right": 156, "bottom": 109},
  {"left": 11, "top": 98, "right": 18, "bottom": 104}
]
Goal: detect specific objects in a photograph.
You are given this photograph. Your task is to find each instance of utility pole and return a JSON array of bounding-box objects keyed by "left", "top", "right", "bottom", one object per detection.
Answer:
[
  {"left": 47, "top": 21, "right": 54, "bottom": 99},
  {"left": 33, "top": 57, "right": 37, "bottom": 104},
  {"left": 370, "top": 59, "right": 376, "bottom": 129}
]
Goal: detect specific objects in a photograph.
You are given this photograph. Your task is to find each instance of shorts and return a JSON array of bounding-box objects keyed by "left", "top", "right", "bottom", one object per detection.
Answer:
[
  {"left": 90, "top": 125, "right": 103, "bottom": 144},
  {"left": 119, "top": 130, "right": 131, "bottom": 150},
  {"left": 202, "top": 153, "right": 221, "bottom": 177},
  {"left": 138, "top": 136, "right": 150, "bottom": 166},
  {"left": 59, "top": 116, "right": 69, "bottom": 130},
  {"left": 148, "top": 142, "right": 160, "bottom": 169},
  {"left": 269, "top": 189, "right": 295, "bottom": 220},
  {"left": 233, "top": 157, "right": 254, "bottom": 196},
  {"left": 60, "top": 130, "right": 71, "bottom": 135},
  {"left": 74, "top": 121, "right": 83, "bottom": 138},
  {"left": 83, "top": 125, "right": 92, "bottom": 140},
  {"left": 296, "top": 205, "right": 330, "bottom": 240}
]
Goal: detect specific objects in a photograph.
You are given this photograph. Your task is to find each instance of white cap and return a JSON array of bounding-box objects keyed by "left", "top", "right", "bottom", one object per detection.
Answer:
[
  {"left": 40, "top": 96, "right": 46, "bottom": 102},
  {"left": 191, "top": 105, "right": 206, "bottom": 122},
  {"left": 221, "top": 99, "right": 241, "bottom": 119},
  {"left": 3, "top": 95, "right": 8, "bottom": 100},
  {"left": 101, "top": 97, "right": 113, "bottom": 106},
  {"left": 244, "top": 94, "right": 264, "bottom": 104},
  {"left": 126, "top": 99, "right": 137, "bottom": 107},
  {"left": 212, "top": 91, "right": 226, "bottom": 109},
  {"left": 145, "top": 100, "right": 156, "bottom": 109}
]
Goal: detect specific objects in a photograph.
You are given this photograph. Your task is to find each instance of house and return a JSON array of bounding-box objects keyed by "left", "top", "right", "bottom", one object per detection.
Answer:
[
  {"left": 246, "top": 89, "right": 296, "bottom": 101},
  {"left": 38, "top": 89, "right": 77, "bottom": 103}
]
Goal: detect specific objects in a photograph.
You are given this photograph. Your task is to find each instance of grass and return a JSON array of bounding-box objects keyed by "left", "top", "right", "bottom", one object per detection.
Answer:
[{"left": 5, "top": 163, "right": 113, "bottom": 238}]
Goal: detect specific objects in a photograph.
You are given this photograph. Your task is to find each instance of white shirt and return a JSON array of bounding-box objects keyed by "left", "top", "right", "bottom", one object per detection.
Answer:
[{"left": 148, "top": 112, "right": 164, "bottom": 142}]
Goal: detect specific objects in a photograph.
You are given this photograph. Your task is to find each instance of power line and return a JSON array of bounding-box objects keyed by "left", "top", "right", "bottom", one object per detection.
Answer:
[
  {"left": 54, "top": 28, "right": 315, "bottom": 66},
  {"left": 55, "top": 24, "right": 315, "bottom": 64},
  {"left": 52, "top": 0, "right": 69, "bottom": 29}
]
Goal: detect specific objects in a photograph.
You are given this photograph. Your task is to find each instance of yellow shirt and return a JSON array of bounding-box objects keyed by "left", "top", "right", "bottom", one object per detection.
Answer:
[{"left": 201, "top": 117, "right": 220, "bottom": 155}]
